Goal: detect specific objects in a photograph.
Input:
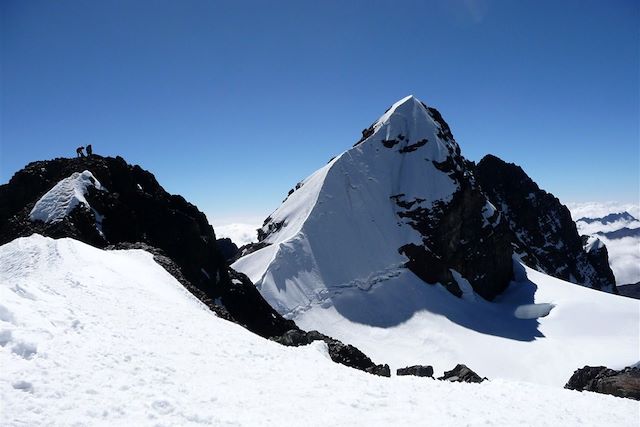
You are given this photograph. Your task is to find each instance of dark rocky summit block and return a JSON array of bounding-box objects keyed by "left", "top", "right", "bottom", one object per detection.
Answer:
[
  {"left": 0, "top": 155, "right": 294, "bottom": 338},
  {"left": 565, "top": 366, "right": 640, "bottom": 400}
]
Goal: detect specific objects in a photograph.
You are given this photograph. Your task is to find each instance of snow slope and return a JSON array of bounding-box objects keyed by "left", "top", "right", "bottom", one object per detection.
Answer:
[
  {"left": 289, "top": 261, "right": 639, "bottom": 386},
  {"left": 29, "top": 170, "right": 103, "bottom": 224},
  {"left": 1, "top": 235, "right": 638, "bottom": 426}
]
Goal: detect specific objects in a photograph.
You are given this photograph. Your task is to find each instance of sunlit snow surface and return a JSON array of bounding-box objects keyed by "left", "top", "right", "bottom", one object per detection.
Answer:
[{"left": 1, "top": 235, "right": 639, "bottom": 426}]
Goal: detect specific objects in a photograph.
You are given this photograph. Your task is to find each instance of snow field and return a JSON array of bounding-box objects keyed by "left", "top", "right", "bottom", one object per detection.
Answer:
[{"left": 1, "top": 235, "right": 638, "bottom": 426}]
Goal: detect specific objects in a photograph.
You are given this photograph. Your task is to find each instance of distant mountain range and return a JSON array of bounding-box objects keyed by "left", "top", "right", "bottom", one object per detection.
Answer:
[{"left": 577, "top": 211, "right": 638, "bottom": 225}]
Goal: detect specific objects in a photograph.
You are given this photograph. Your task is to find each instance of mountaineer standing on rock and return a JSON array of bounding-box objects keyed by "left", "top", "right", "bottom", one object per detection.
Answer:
[
  {"left": 86, "top": 144, "right": 93, "bottom": 157},
  {"left": 76, "top": 146, "right": 85, "bottom": 157}
]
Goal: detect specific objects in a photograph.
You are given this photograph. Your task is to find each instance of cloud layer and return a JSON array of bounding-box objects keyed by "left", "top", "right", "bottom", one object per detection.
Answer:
[
  {"left": 568, "top": 202, "right": 640, "bottom": 285},
  {"left": 214, "top": 223, "right": 259, "bottom": 247},
  {"left": 565, "top": 201, "right": 640, "bottom": 220}
]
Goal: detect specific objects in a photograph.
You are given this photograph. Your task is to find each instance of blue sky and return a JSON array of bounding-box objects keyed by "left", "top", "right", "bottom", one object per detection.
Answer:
[{"left": 2, "top": 0, "right": 638, "bottom": 224}]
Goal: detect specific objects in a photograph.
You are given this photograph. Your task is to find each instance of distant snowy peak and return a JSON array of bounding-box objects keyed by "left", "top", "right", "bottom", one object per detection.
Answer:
[
  {"left": 577, "top": 211, "right": 638, "bottom": 225},
  {"left": 29, "top": 170, "right": 104, "bottom": 224},
  {"left": 575, "top": 211, "right": 640, "bottom": 238}
]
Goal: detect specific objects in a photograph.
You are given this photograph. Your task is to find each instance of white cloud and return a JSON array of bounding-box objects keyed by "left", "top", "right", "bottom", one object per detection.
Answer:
[
  {"left": 599, "top": 235, "right": 640, "bottom": 285},
  {"left": 565, "top": 201, "right": 640, "bottom": 220},
  {"left": 575, "top": 219, "right": 640, "bottom": 236},
  {"left": 214, "top": 223, "right": 259, "bottom": 247},
  {"left": 568, "top": 202, "right": 640, "bottom": 285}
]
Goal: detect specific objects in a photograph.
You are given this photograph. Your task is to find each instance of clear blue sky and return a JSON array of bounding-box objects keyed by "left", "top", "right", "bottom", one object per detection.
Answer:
[{"left": 2, "top": 0, "right": 638, "bottom": 224}]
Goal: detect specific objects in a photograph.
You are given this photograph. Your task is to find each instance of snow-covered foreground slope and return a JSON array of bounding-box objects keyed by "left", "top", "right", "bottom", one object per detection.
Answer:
[
  {"left": 288, "top": 261, "right": 640, "bottom": 386},
  {"left": 2, "top": 235, "right": 638, "bottom": 426}
]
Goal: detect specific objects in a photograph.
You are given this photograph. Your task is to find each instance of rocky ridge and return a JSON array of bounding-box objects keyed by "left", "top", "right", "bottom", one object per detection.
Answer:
[
  {"left": 0, "top": 155, "right": 389, "bottom": 375},
  {"left": 475, "top": 155, "right": 617, "bottom": 293}
]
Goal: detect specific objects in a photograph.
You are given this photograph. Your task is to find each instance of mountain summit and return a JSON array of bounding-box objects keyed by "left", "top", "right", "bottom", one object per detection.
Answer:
[
  {"left": 234, "top": 95, "right": 617, "bottom": 318},
  {"left": 234, "top": 95, "right": 514, "bottom": 315}
]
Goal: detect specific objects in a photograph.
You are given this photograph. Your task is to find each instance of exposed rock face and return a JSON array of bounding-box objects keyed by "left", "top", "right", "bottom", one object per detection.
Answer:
[
  {"left": 565, "top": 366, "right": 640, "bottom": 400},
  {"left": 271, "top": 329, "right": 390, "bottom": 376},
  {"left": 216, "top": 238, "right": 239, "bottom": 262},
  {"left": 475, "top": 155, "right": 617, "bottom": 293},
  {"left": 355, "top": 105, "right": 514, "bottom": 301},
  {"left": 582, "top": 237, "right": 617, "bottom": 288},
  {"left": 617, "top": 282, "right": 640, "bottom": 299},
  {"left": 0, "top": 155, "right": 294, "bottom": 338},
  {"left": 438, "top": 364, "right": 485, "bottom": 383},
  {"left": 397, "top": 169, "right": 514, "bottom": 299},
  {"left": 396, "top": 365, "right": 434, "bottom": 378}
]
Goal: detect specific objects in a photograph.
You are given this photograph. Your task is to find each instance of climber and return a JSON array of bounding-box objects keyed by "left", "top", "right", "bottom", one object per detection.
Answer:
[
  {"left": 86, "top": 144, "right": 93, "bottom": 157},
  {"left": 76, "top": 146, "right": 85, "bottom": 158}
]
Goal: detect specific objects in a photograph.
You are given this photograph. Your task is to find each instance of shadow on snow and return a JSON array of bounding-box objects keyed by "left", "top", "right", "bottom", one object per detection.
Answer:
[{"left": 329, "top": 261, "right": 547, "bottom": 342}]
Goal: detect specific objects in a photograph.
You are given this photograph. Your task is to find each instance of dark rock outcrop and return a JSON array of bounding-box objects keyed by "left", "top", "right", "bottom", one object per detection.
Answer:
[
  {"left": 438, "top": 364, "right": 486, "bottom": 383},
  {"left": 216, "top": 238, "right": 239, "bottom": 262},
  {"left": 390, "top": 111, "right": 513, "bottom": 300},
  {"left": 476, "top": 155, "right": 617, "bottom": 293},
  {"left": 565, "top": 365, "right": 640, "bottom": 400},
  {"left": 0, "top": 155, "right": 294, "bottom": 338},
  {"left": 582, "top": 237, "right": 617, "bottom": 290},
  {"left": 396, "top": 365, "right": 434, "bottom": 378},
  {"left": 271, "top": 329, "right": 390, "bottom": 376},
  {"left": 617, "top": 282, "right": 640, "bottom": 300}
]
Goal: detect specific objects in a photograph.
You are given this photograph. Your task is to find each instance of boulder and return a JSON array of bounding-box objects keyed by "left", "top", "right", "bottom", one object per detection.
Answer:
[
  {"left": 397, "top": 365, "right": 434, "bottom": 378},
  {"left": 565, "top": 366, "right": 640, "bottom": 400},
  {"left": 438, "top": 364, "right": 486, "bottom": 383}
]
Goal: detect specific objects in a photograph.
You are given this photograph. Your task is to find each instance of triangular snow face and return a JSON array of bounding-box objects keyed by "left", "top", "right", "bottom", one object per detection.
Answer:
[{"left": 234, "top": 95, "right": 513, "bottom": 316}]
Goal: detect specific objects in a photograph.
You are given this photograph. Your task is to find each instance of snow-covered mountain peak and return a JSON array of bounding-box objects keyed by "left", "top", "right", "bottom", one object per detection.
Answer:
[
  {"left": 235, "top": 95, "right": 513, "bottom": 315},
  {"left": 356, "top": 95, "right": 460, "bottom": 163}
]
